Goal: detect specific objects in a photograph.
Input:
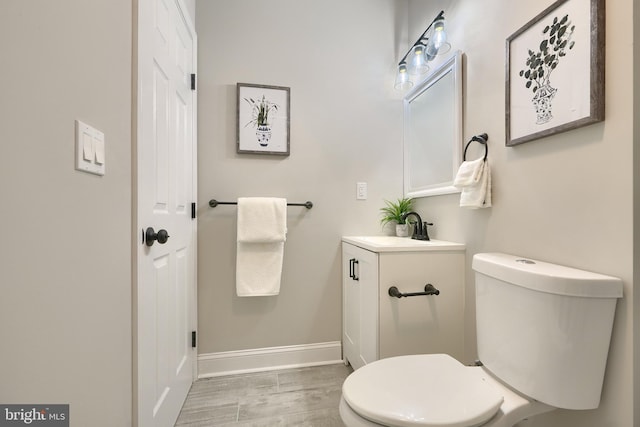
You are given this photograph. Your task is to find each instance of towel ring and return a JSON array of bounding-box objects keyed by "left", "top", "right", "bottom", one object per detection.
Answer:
[{"left": 463, "top": 133, "right": 489, "bottom": 161}]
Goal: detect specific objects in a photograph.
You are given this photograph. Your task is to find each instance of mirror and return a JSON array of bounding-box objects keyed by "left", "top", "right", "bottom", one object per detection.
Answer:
[{"left": 403, "top": 51, "right": 462, "bottom": 198}]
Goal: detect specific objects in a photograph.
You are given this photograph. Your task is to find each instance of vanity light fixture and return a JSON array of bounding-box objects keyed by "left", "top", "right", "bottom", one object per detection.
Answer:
[{"left": 394, "top": 11, "right": 451, "bottom": 91}]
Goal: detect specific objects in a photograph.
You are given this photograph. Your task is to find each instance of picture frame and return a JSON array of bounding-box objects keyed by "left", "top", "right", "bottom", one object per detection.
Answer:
[
  {"left": 237, "top": 83, "right": 290, "bottom": 155},
  {"left": 505, "top": 0, "right": 604, "bottom": 146}
]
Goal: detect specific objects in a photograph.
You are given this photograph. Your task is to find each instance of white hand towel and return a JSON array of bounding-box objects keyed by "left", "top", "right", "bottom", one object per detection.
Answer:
[
  {"left": 453, "top": 157, "right": 485, "bottom": 188},
  {"left": 236, "top": 197, "right": 287, "bottom": 296},
  {"left": 459, "top": 160, "right": 492, "bottom": 209}
]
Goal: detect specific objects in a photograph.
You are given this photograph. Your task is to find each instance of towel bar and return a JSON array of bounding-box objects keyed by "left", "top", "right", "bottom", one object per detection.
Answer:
[
  {"left": 209, "top": 199, "right": 313, "bottom": 209},
  {"left": 388, "top": 284, "right": 440, "bottom": 298}
]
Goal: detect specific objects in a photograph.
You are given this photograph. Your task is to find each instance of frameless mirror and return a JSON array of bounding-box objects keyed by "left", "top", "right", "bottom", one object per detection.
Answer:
[{"left": 403, "top": 51, "right": 462, "bottom": 198}]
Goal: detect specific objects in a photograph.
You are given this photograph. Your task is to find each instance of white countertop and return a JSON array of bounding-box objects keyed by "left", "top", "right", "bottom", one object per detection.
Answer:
[{"left": 342, "top": 236, "right": 466, "bottom": 253}]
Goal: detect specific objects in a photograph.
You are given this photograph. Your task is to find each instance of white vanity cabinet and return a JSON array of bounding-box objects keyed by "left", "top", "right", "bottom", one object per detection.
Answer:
[{"left": 342, "top": 236, "right": 465, "bottom": 370}]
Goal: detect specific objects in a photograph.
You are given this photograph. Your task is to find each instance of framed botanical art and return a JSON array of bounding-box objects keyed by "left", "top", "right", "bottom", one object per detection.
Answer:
[
  {"left": 237, "top": 83, "right": 290, "bottom": 155},
  {"left": 506, "top": 0, "right": 604, "bottom": 146}
]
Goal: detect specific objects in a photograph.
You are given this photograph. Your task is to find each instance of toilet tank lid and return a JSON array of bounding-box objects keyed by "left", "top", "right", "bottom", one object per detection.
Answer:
[{"left": 472, "top": 253, "right": 623, "bottom": 298}]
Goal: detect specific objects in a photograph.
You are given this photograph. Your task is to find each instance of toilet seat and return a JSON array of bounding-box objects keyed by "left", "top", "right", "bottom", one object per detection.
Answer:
[{"left": 342, "top": 354, "right": 504, "bottom": 427}]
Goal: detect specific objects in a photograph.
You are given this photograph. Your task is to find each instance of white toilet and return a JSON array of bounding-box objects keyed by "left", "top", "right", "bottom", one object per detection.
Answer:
[{"left": 340, "top": 252, "right": 623, "bottom": 427}]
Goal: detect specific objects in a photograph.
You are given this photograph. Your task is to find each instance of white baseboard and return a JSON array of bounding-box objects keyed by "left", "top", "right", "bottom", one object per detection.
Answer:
[{"left": 197, "top": 341, "right": 343, "bottom": 378}]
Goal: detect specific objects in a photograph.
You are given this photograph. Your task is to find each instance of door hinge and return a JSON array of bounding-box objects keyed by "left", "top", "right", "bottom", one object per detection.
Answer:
[
  {"left": 191, "top": 202, "right": 196, "bottom": 219},
  {"left": 191, "top": 331, "right": 197, "bottom": 348},
  {"left": 190, "top": 73, "right": 196, "bottom": 91}
]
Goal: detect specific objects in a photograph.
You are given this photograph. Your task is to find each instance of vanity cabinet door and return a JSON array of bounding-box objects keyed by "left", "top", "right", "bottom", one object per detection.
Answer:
[
  {"left": 356, "top": 247, "right": 379, "bottom": 367},
  {"left": 342, "top": 243, "right": 379, "bottom": 370},
  {"left": 342, "top": 243, "right": 361, "bottom": 369}
]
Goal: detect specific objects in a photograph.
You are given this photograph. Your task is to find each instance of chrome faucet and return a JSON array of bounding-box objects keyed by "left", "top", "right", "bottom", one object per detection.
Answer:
[{"left": 401, "top": 212, "right": 433, "bottom": 241}]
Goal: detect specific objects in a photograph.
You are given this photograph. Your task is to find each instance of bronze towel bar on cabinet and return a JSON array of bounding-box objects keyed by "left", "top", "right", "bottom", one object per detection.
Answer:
[{"left": 388, "top": 284, "right": 440, "bottom": 298}]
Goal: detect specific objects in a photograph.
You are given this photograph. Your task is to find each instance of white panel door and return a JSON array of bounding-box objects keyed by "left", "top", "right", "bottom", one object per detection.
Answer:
[{"left": 136, "top": 0, "right": 196, "bottom": 426}]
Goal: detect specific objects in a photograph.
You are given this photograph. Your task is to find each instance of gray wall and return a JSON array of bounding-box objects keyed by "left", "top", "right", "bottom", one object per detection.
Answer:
[
  {"left": 634, "top": 0, "right": 640, "bottom": 421},
  {"left": 408, "top": 0, "right": 636, "bottom": 426},
  {"left": 196, "top": 0, "right": 407, "bottom": 353},
  {"left": 0, "top": 1, "right": 132, "bottom": 426}
]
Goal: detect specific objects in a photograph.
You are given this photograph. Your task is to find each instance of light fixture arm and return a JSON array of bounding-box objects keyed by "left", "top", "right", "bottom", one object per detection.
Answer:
[{"left": 397, "top": 10, "right": 445, "bottom": 66}]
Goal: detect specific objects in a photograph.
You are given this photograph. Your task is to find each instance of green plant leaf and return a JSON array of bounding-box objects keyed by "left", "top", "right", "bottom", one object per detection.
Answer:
[{"left": 380, "top": 197, "right": 414, "bottom": 225}]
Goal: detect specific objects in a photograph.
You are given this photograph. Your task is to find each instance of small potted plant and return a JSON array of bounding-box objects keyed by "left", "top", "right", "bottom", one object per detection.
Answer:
[{"left": 380, "top": 197, "right": 414, "bottom": 237}]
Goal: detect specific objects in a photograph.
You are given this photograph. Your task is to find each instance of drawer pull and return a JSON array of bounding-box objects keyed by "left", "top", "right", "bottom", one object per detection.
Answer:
[
  {"left": 349, "top": 258, "right": 359, "bottom": 281},
  {"left": 388, "top": 283, "right": 440, "bottom": 298}
]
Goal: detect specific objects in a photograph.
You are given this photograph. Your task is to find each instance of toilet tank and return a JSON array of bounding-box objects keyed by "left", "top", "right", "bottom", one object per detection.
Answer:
[{"left": 472, "top": 253, "right": 622, "bottom": 410}]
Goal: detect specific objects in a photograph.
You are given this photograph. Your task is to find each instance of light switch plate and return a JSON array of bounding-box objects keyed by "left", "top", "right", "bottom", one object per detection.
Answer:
[
  {"left": 356, "top": 182, "right": 367, "bottom": 200},
  {"left": 75, "top": 120, "right": 105, "bottom": 176}
]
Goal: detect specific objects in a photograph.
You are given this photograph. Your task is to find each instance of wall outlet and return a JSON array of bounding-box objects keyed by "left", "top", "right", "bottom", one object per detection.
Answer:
[{"left": 356, "top": 182, "right": 367, "bottom": 200}]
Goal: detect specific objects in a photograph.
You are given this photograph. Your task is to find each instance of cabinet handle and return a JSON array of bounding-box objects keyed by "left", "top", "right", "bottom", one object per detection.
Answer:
[
  {"left": 349, "top": 258, "right": 359, "bottom": 281},
  {"left": 388, "top": 283, "right": 440, "bottom": 298}
]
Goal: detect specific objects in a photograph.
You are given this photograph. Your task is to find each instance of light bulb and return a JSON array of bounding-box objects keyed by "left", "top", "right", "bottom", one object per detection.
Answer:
[
  {"left": 425, "top": 17, "right": 451, "bottom": 61},
  {"left": 407, "top": 44, "right": 429, "bottom": 75},
  {"left": 394, "top": 63, "right": 413, "bottom": 91}
]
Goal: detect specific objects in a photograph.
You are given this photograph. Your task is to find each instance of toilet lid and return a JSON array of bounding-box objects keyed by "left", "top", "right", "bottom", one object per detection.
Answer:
[{"left": 342, "top": 354, "right": 504, "bottom": 427}]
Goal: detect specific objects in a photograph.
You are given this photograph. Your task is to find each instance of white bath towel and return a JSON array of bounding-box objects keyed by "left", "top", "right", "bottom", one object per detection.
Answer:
[
  {"left": 237, "top": 197, "right": 287, "bottom": 242},
  {"left": 236, "top": 197, "right": 287, "bottom": 296},
  {"left": 456, "top": 160, "right": 492, "bottom": 209},
  {"left": 236, "top": 241, "right": 285, "bottom": 297}
]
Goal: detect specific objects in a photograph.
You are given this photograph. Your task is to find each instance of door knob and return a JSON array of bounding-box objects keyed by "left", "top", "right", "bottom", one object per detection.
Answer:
[{"left": 145, "top": 227, "right": 170, "bottom": 246}]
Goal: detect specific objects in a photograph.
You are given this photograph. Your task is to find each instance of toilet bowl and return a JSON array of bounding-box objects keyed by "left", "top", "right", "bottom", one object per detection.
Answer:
[
  {"left": 339, "top": 354, "right": 553, "bottom": 427},
  {"left": 339, "top": 253, "right": 623, "bottom": 427}
]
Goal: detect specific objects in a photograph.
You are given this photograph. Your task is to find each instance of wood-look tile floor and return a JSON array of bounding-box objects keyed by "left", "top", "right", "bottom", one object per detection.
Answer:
[{"left": 175, "top": 363, "right": 353, "bottom": 426}]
